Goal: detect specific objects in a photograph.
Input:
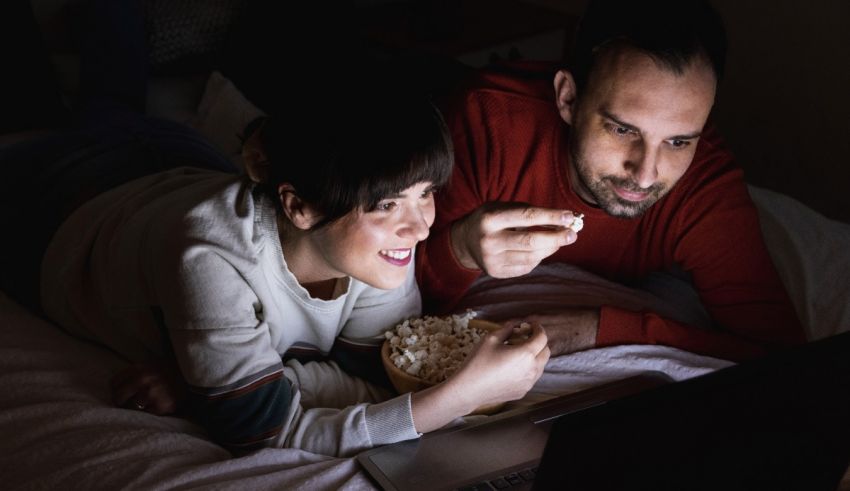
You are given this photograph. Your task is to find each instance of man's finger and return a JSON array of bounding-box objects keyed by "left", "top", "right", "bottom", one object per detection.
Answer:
[
  {"left": 502, "top": 227, "right": 575, "bottom": 251},
  {"left": 484, "top": 206, "right": 577, "bottom": 231},
  {"left": 485, "top": 251, "right": 542, "bottom": 278}
]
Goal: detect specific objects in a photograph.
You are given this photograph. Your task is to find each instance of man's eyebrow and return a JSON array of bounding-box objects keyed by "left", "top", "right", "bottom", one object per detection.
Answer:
[
  {"left": 600, "top": 109, "right": 642, "bottom": 134},
  {"left": 600, "top": 109, "right": 702, "bottom": 140}
]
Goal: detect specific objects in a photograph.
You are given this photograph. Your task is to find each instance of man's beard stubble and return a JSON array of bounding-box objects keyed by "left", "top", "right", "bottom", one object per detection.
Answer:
[{"left": 570, "top": 147, "right": 666, "bottom": 219}]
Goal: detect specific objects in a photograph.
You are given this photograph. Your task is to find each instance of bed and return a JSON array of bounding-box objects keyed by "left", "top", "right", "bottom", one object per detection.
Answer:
[{"left": 6, "top": 5, "right": 850, "bottom": 484}]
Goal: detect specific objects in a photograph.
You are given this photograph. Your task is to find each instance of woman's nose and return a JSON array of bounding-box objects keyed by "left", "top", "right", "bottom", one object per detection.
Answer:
[{"left": 399, "top": 207, "right": 430, "bottom": 242}]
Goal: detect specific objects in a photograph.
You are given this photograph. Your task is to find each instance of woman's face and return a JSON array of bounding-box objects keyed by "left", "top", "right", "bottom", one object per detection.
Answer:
[{"left": 311, "top": 181, "right": 436, "bottom": 290}]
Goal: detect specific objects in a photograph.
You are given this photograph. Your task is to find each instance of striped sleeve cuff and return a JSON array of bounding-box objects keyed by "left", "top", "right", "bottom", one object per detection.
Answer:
[{"left": 364, "top": 392, "right": 421, "bottom": 446}]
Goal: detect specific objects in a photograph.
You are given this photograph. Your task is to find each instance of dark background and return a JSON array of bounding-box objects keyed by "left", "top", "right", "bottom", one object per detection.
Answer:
[{"left": 27, "top": 0, "right": 850, "bottom": 222}]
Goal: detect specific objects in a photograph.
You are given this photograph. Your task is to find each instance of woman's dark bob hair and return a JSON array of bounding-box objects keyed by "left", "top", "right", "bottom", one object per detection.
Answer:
[{"left": 250, "top": 79, "right": 453, "bottom": 230}]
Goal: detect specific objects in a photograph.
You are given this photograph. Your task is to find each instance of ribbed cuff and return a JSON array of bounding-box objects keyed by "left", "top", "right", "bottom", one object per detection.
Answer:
[{"left": 364, "top": 392, "right": 422, "bottom": 446}]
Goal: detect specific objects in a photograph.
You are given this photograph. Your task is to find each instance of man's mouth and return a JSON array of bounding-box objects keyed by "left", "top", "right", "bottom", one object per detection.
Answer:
[
  {"left": 612, "top": 185, "right": 651, "bottom": 202},
  {"left": 379, "top": 248, "right": 412, "bottom": 266}
]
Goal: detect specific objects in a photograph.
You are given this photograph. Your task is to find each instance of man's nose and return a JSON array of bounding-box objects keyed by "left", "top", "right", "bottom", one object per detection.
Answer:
[{"left": 625, "top": 143, "right": 659, "bottom": 189}]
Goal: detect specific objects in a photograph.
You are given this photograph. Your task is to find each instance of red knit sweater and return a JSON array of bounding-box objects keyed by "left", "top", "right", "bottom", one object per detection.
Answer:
[{"left": 416, "top": 66, "right": 805, "bottom": 362}]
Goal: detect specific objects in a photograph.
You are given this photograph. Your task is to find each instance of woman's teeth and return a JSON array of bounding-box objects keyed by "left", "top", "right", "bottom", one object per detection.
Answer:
[{"left": 380, "top": 249, "right": 411, "bottom": 260}]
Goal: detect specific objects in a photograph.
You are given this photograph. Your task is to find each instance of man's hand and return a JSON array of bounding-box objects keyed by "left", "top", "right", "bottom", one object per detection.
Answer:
[
  {"left": 450, "top": 203, "right": 581, "bottom": 278},
  {"left": 505, "top": 309, "right": 600, "bottom": 356}
]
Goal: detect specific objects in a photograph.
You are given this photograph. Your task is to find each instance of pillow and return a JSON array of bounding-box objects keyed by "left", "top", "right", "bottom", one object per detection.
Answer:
[
  {"left": 192, "top": 70, "right": 265, "bottom": 169},
  {"left": 749, "top": 185, "right": 850, "bottom": 340}
]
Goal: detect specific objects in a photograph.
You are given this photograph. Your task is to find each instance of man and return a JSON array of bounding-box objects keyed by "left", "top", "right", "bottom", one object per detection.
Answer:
[{"left": 416, "top": 0, "right": 805, "bottom": 361}]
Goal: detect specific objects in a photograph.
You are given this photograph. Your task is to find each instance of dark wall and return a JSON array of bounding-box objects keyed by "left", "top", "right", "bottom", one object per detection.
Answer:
[{"left": 711, "top": 0, "right": 850, "bottom": 222}]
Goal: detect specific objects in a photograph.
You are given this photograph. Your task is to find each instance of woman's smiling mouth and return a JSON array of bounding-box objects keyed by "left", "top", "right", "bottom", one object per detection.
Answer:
[{"left": 379, "top": 248, "right": 412, "bottom": 266}]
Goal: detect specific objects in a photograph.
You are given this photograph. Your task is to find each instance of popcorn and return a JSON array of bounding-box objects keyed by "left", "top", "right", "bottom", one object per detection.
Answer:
[
  {"left": 385, "top": 312, "right": 485, "bottom": 384},
  {"left": 569, "top": 213, "right": 585, "bottom": 233}
]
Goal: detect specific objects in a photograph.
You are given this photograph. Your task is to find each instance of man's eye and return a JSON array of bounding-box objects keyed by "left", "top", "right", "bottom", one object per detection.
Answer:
[{"left": 607, "top": 124, "right": 634, "bottom": 137}]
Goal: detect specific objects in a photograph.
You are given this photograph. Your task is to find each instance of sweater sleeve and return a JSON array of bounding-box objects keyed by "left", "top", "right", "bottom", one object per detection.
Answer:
[
  {"left": 159, "top": 251, "right": 419, "bottom": 456},
  {"left": 416, "top": 92, "right": 491, "bottom": 313},
  {"left": 276, "top": 359, "right": 420, "bottom": 456},
  {"left": 596, "top": 137, "right": 806, "bottom": 361}
]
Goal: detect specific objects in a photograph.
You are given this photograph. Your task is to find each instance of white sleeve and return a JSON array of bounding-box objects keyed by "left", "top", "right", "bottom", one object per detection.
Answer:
[{"left": 276, "top": 359, "right": 421, "bottom": 457}]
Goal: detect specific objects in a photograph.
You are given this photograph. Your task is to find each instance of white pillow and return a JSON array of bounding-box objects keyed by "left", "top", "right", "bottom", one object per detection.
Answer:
[
  {"left": 192, "top": 70, "right": 265, "bottom": 169},
  {"left": 749, "top": 185, "right": 850, "bottom": 340}
]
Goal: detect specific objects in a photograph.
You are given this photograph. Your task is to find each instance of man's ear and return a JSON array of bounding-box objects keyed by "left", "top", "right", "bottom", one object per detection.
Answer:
[
  {"left": 278, "top": 183, "right": 323, "bottom": 230},
  {"left": 554, "top": 69, "right": 578, "bottom": 125},
  {"left": 242, "top": 128, "right": 270, "bottom": 183}
]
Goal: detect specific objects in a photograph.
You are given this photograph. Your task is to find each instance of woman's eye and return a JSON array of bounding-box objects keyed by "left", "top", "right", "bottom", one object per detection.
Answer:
[
  {"left": 668, "top": 139, "right": 691, "bottom": 149},
  {"left": 420, "top": 189, "right": 435, "bottom": 200},
  {"left": 377, "top": 201, "right": 397, "bottom": 212}
]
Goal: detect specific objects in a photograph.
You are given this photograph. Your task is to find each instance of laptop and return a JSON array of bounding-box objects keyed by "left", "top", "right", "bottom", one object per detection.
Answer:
[
  {"left": 358, "top": 331, "right": 850, "bottom": 491},
  {"left": 358, "top": 372, "right": 673, "bottom": 490}
]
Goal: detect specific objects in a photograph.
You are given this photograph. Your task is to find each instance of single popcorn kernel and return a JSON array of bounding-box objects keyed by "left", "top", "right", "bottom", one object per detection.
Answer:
[{"left": 569, "top": 213, "right": 585, "bottom": 233}]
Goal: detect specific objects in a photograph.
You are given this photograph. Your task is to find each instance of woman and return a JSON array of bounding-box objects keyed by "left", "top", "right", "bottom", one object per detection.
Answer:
[
  {"left": 2, "top": 1, "right": 549, "bottom": 458},
  {"left": 37, "top": 88, "right": 549, "bottom": 457}
]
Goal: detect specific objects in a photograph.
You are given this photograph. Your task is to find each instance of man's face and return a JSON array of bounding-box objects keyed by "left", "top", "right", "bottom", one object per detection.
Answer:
[{"left": 566, "top": 48, "right": 717, "bottom": 218}]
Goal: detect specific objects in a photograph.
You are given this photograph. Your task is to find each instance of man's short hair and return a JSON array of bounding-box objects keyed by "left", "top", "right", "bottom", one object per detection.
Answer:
[{"left": 569, "top": 0, "right": 727, "bottom": 91}]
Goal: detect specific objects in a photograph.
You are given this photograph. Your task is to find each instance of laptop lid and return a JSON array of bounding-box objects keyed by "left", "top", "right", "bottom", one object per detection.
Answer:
[
  {"left": 533, "top": 332, "right": 850, "bottom": 490},
  {"left": 358, "top": 372, "right": 672, "bottom": 491}
]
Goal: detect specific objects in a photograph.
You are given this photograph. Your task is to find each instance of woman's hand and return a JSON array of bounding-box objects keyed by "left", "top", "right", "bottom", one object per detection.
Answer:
[
  {"left": 110, "top": 360, "right": 187, "bottom": 415},
  {"left": 410, "top": 323, "right": 550, "bottom": 432},
  {"left": 449, "top": 323, "right": 550, "bottom": 409}
]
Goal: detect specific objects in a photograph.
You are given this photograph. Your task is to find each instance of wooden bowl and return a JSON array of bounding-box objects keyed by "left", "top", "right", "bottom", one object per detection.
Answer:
[{"left": 381, "top": 319, "right": 506, "bottom": 415}]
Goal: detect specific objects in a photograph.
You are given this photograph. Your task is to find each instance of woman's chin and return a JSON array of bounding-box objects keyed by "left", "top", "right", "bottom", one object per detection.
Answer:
[{"left": 357, "top": 271, "right": 407, "bottom": 291}]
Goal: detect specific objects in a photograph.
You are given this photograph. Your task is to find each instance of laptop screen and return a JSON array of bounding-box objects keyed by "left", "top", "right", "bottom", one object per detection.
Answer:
[{"left": 533, "top": 332, "right": 850, "bottom": 490}]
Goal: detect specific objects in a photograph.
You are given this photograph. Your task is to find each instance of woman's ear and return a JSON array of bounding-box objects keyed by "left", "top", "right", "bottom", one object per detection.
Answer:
[
  {"left": 278, "top": 183, "right": 323, "bottom": 230},
  {"left": 242, "top": 127, "right": 270, "bottom": 183},
  {"left": 554, "top": 69, "right": 578, "bottom": 125}
]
